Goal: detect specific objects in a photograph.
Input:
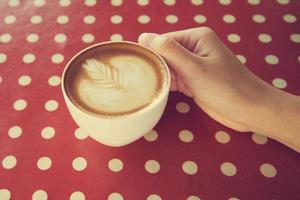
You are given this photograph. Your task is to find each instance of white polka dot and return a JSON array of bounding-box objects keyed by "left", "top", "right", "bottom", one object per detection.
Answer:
[
  {"left": 31, "top": 15, "right": 43, "bottom": 24},
  {"left": 0, "top": 189, "right": 10, "bottom": 200},
  {"left": 59, "top": 0, "right": 71, "bottom": 7},
  {"left": 223, "top": 14, "right": 236, "bottom": 23},
  {"left": 108, "top": 193, "right": 123, "bottom": 200},
  {"left": 252, "top": 14, "right": 265, "bottom": 23},
  {"left": 2, "top": 155, "right": 17, "bottom": 169},
  {"left": 265, "top": 55, "right": 279, "bottom": 65},
  {"left": 283, "top": 14, "right": 297, "bottom": 23},
  {"left": 27, "top": 33, "right": 39, "bottom": 43},
  {"left": 247, "top": 0, "right": 260, "bottom": 5},
  {"left": 138, "top": 15, "right": 151, "bottom": 24},
  {"left": 70, "top": 191, "right": 86, "bottom": 200},
  {"left": 145, "top": 160, "right": 160, "bottom": 174},
  {"left": 228, "top": 198, "right": 239, "bottom": 200},
  {"left": 187, "top": 196, "right": 200, "bottom": 200},
  {"left": 32, "top": 190, "right": 48, "bottom": 200},
  {"left": 57, "top": 15, "right": 69, "bottom": 24},
  {"left": 252, "top": 133, "right": 268, "bottom": 144},
  {"left": 74, "top": 128, "right": 88, "bottom": 140},
  {"left": 45, "top": 100, "right": 59, "bottom": 111},
  {"left": 4, "top": 15, "right": 16, "bottom": 24},
  {"left": 82, "top": 33, "right": 95, "bottom": 43},
  {"left": 290, "top": 34, "right": 300, "bottom": 43},
  {"left": 164, "top": 0, "right": 176, "bottom": 6},
  {"left": 9, "top": 0, "right": 20, "bottom": 7},
  {"left": 298, "top": 56, "right": 300, "bottom": 63},
  {"left": 219, "top": 0, "right": 231, "bottom": 5},
  {"left": 0, "top": 76, "right": 2, "bottom": 83},
  {"left": 41, "top": 127, "right": 55, "bottom": 139},
  {"left": 48, "top": 75, "right": 61, "bottom": 86},
  {"left": 215, "top": 131, "right": 230, "bottom": 144},
  {"left": 182, "top": 161, "right": 198, "bottom": 175},
  {"left": 137, "top": 0, "right": 149, "bottom": 6},
  {"left": 165, "top": 15, "right": 178, "bottom": 24},
  {"left": 83, "top": 15, "right": 96, "bottom": 24},
  {"left": 8, "top": 126, "right": 22, "bottom": 138},
  {"left": 72, "top": 157, "right": 87, "bottom": 171},
  {"left": 13, "top": 99, "right": 27, "bottom": 111},
  {"left": 33, "top": 0, "right": 45, "bottom": 7},
  {"left": 179, "top": 130, "right": 194, "bottom": 143},
  {"left": 110, "top": 33, "right": 123, "bottom": 41},
  {"left": 0, "top": 33, "right": 12, "bottom": 43},
  {"left": 194, "top": 15, "right": 206, "bottom": 23},
  {"left": 258, "top": 33, "right": 272, "bottom": 43},
  {"left": 23, "top": 53, "right": 36, "bottom": 63},
  {"left": 147, "top": 194, "right": 162, "bottom": 200},
  {"left": 276, "top": 0, "right": 289, "bottom": 5},
  {"left": 85, "top": 0, "right": 97, "bottom": 6},
  {"left": 111, "top": 0, "right": 123, "bottom": 6},
  {"left": 37, "top": 157, "right": 52, "bottom": 170},
  {"left": 108, "top": 158, "right": 123, "bottom": 172},
  {"left": 51, "top": 53, "right": 64, "bottom": 64},
  {"left": 227, "top": 34, "right": 240, "bottom": 43},
  {"left": 220, "top": 162, "right": 237, "bottom": 176},
  {"left": 144, "top": 129, "right": 158, "bottom": 142},
  {"left": 236, "top": 54, "right": 246, "bottom": 64},
  {"left": 0, "top": 53, "right": 7, "bottom": 63},
  {"left": 176, "top": 102, "right": 190, "bottom": 113},
  {"left": 54, "top": 33, "right": 67, "bottom": 43},
  {"left": 191, "top": 0, "right": 203, "bottom": 5},
  {"left": 18, "top": 75, "right": 32, "bottom": 86},
  {"left": 272, "top": 78, "right": 287, "bottom": 89},
  {"left": 111, "top": 15, "right": 123, "bottom": 24},
  {"left": 260, "top": 163, "right": 277, "bottom": 178}
]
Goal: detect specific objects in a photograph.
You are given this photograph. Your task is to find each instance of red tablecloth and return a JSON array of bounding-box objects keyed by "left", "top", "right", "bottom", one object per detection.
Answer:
[{"left": 1, "top": 0, "right": 300, "bottom": 199}]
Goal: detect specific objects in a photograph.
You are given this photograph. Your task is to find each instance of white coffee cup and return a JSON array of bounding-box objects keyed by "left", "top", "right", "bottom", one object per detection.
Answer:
[{"left": 61, "top": 41, "right": 170, "bottom": 147}]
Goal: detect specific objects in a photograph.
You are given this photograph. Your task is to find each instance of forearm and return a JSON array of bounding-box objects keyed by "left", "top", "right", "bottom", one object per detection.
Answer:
[{"left": 250, "top": 86, "right": 300, "bottom": 153}]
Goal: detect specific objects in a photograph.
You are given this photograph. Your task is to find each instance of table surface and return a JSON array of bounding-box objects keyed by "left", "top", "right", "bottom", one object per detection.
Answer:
[{"left": 1, "top": 0, "right": 300, "bottom": 200}]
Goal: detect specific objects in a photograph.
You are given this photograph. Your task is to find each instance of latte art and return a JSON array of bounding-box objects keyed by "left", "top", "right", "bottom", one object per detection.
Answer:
[{"left": 65, "top": 43, "right": 167, "bottom": 116}]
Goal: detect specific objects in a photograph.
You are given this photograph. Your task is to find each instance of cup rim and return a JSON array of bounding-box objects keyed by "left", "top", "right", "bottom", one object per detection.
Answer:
[{"left": 61, "top": 41, "right": 171, "bottom": 119}]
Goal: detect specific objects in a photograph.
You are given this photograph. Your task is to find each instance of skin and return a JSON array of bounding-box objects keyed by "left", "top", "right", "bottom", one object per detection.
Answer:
[{"left": 138, "top": 27, "right": 300, "bottom": 153}]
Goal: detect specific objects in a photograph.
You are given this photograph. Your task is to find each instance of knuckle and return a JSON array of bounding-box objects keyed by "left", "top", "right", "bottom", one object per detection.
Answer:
[
  {"left": 158, "top": 36, "right": 175, "bottom": 51},
  {"left": 196, "top": 27, "right": 215, "bottom": 37}
]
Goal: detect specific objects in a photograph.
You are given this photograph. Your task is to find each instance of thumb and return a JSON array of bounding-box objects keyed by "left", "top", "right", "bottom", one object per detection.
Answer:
[{"left": 138, "top": 33, "right": 202, "bottom": 78}]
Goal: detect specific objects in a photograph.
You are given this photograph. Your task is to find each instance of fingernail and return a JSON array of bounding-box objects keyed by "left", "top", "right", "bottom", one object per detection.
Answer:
[{"left": 138, "top": 33, "right": 160, "bottom": 46}]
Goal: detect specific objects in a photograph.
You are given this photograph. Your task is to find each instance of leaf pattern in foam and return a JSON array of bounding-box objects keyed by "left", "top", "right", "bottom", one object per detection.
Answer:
[{"left": 82, "top": 58, "right": 129, "bottom": 91}]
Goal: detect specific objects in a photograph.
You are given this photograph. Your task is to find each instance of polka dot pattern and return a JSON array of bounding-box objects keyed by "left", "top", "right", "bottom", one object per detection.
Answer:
[
  {"left": 1, "top": 1, "right": 299, "bottom": 199},
  {"left": 32, "top": 190, "right": 48, "bottom": 200},
  {"left": 2, "top": 155, "right": 17, "bottom": 169},
  {"left": 108, "top": 158, "right": 123, "bottom": 172},
  {"left": 13, "top": 99, "right": 27, "bottom": 111},
  {"left": 8, "top": 126, "right": 22, "bottom": 138},
  {"left": 108, "top": 193, "right": 124, "bottom": 200},
  {"left": 182, "top": 161, "right": 198, "bottom": 175},
  {"left": 37, "top": 157, "right": 52, "bottom": 170},
  {"left": 45, "top": 100, "right": 59, "bottom": 111},
  {"left": 72, "top": 157, "right": 87, "bottom": 171},
  {"left": 144, "top": 129, "right": 158, "bottom": 142},
  {"left": 260, "top": 163, "right": 277, "bottom": 178},
  {"left": 215, "top": 131, "right": 230, "bottom": 144},
  {"left": 41, "top": 127, "right": 55, "bottom": 139},
  {"left": 165, "top": 15, "right": 178, "bottom": 24},
  {"left": 70, "top": 191, "right": 86, "bottom": 200},
  {"left": 220, "top": 162, "right": 237, "bottom": 176},
  {"left": 145, "top": 160, "right": 160, "bottom": 174},
  {"left": 176, "top": 102, "right": 190, "bottom": 113}
]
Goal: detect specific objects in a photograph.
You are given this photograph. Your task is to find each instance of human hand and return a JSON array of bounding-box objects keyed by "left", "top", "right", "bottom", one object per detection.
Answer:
[{"left": 139, "top": 27, "right": 276, "bottom": 132}]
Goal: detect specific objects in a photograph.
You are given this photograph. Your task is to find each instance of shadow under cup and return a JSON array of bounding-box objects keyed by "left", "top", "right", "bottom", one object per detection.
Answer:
[{"left": 61, "top": 41, "right": 171, "bottom": 147}]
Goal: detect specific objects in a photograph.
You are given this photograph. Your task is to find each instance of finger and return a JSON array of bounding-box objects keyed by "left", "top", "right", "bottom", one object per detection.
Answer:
[{"left": 138, "top": 33, "right": 202, "bottom": 79}]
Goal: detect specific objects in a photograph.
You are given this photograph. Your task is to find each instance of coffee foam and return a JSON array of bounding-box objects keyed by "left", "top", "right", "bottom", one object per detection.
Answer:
[{"left": 65, "top": 43, "right": 167, "bottom": 116}]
